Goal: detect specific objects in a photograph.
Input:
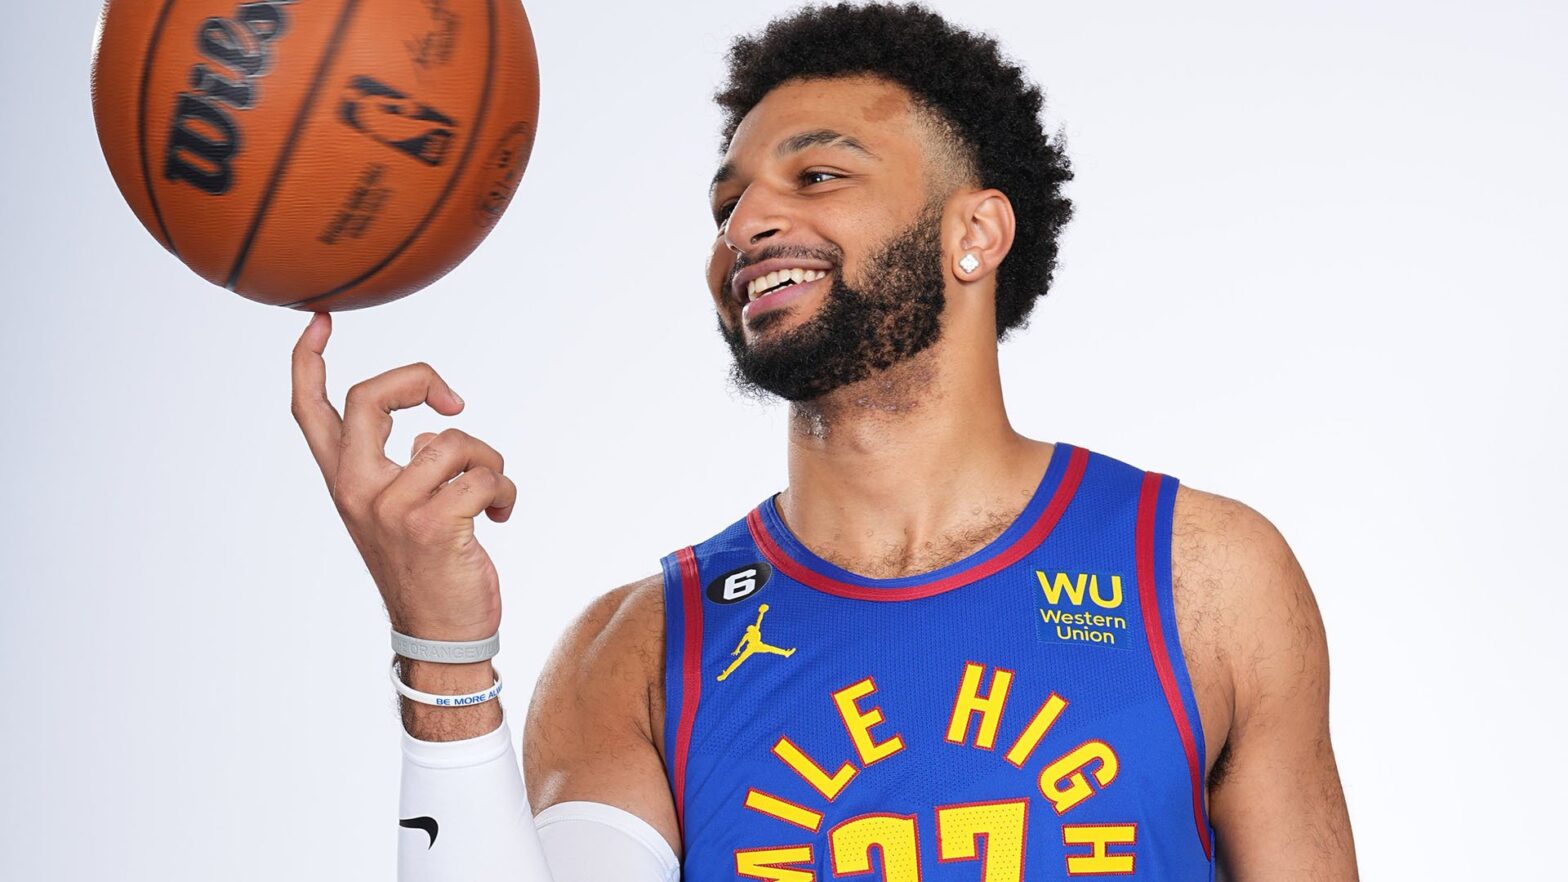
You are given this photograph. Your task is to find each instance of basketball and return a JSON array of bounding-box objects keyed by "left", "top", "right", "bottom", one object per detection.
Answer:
[{"left": 91, "top": 0, "right": 540, "bottom": 310}]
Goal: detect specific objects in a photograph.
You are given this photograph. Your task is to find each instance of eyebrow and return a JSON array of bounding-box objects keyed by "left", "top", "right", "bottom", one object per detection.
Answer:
[{"left": 709, "top": 129, "right": 878, "bottom": 192}]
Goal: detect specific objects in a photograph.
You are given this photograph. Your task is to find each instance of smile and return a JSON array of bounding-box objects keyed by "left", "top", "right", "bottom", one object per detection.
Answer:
[
  {"left": 741, "top": 272, "right": 828, "bottom": 323},
  {"left": 731, "top": 257, "right": 836, "bottom": 306},
  {"left": 747, "top": 267, "right": 829, "bottom": 301}
]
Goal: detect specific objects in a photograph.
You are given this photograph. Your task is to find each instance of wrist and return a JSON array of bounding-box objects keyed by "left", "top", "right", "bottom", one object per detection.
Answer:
[
  {"left": 390, "top": 614, "right": 498, "bottom": 645},
  {"left": 398, "top": 657, "right": 495, "bottom": 692},
  {"left": 395, "top": 657, "right": 504, "bottom": 742}
]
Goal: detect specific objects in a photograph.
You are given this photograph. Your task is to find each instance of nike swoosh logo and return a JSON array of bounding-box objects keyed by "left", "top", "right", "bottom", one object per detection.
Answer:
[{"left": 399, "top": 816, "right": 439, "bottom": 849}]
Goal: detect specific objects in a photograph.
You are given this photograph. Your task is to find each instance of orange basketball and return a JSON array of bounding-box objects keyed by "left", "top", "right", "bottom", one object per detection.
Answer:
[{"left": 91, "top": 0, "right": 540, "bottom": 310}]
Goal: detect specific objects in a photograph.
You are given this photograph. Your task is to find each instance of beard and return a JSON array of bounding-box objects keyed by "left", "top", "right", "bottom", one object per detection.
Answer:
[{"left": 718, "top": 203, "right": 947, "bottom": 403}]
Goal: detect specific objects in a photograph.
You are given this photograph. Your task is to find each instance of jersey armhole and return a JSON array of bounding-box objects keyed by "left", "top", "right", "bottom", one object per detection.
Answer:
[
  {"left": 658, "top": 546, "right": 703, "bottom": 840},
  {"left": 1136, "top": 471, "right": 1216, "bottom": 861}
]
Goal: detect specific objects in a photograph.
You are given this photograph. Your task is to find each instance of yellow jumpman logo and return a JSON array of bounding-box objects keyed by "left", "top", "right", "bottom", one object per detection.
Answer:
[{"left": 717, "top": 603, "right": 795, "bottom": 682}]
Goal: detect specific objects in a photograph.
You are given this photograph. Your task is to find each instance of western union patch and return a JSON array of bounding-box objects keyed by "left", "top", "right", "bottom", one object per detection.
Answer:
[{"left": 1034, "top": 571, "right": 1132, "bottom": 651}]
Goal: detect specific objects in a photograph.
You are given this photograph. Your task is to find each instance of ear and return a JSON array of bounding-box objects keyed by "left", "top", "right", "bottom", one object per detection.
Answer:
[{"left": 947, "top": 188, "right": 1016, "bottom": 284}]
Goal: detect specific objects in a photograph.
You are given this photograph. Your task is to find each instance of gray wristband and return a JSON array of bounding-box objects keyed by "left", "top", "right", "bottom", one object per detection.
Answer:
[{"left": 391, "top": 629, "right": 500, "bottom": 664}]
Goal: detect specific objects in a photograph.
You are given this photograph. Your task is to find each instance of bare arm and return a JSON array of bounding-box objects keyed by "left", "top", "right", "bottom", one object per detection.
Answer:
[
  {"left": 1192, "top": 495, "right": 1358, "bottom": 880},
  {"left": 524, "top": 575, "right": 682, "bottom": 857}
]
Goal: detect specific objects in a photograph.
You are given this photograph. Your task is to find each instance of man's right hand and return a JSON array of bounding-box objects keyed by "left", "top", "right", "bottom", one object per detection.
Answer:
[{"left": 289, "top": 312, "right": 518, "bottom": 644}]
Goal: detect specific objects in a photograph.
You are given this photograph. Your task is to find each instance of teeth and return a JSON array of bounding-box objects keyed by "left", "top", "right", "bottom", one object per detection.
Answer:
[{"left": 746, "top": 268, "right": 827, "bottom": 301}]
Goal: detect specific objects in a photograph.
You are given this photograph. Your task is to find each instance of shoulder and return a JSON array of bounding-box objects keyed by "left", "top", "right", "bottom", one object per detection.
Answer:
[
  {"left": 1171, "top": 484, "right": 1300, "bottom": 598},
  {"left": 1170, "top": 484, "right": 1320, "bottom": 641},
  {"left": 1170, "top": 484, "right": 1330, "bottom": 731},
  {"left": 532, "top": 572, "right": 666, "bottom": 694},
  {"left": 522, "top": 572, "right": 672, "bottom": 817}
]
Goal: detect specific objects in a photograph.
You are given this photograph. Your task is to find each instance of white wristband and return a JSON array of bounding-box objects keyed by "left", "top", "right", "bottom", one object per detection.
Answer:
[{"left": 390, "top": 660, "right": 503, "bottom": 707}]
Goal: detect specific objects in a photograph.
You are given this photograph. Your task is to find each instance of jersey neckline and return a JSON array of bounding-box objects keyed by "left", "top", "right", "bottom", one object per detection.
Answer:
[{"left": 745, "top": 442, "right": 1090, "bottom": 602}]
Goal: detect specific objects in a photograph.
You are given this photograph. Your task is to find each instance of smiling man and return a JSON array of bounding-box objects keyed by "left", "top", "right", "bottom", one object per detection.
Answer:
[{"left": 290, "top": 4, "right": 1357, "bottom": 881}]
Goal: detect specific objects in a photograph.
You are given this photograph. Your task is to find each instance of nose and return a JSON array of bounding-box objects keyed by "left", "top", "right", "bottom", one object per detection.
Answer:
[{"left": 721, "top": 184, "right": 791, "bottom": 255}]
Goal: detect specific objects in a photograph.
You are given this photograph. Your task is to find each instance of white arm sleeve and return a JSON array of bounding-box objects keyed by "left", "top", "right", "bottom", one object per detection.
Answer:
[
  {"left": 535, "top": 802, "right": 681, "bottom": 882},
  {"left": 398, "top": 712, "right": 679, "bottom": 882}
]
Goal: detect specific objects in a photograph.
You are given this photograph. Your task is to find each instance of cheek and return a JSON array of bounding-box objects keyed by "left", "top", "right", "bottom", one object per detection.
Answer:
[
  {"left": 818, "top": 195, "right": 899, "bottom": 255},
  {"left": 706, "top": 239, "right": 732, "bottom": 307}
]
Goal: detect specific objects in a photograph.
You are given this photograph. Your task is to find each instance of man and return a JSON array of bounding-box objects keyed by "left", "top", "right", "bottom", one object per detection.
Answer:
[{"left": 290, "top": 4, "right": 1357, "bottom": 879}]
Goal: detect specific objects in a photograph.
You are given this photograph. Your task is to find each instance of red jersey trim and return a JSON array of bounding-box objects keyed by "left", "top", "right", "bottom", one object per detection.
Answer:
[
  {"left": 672, "top": 545, "right": 704, "bottom": 830},
  {"left": 746, "top": 445, "right": 1089, "bottom": 602},
  {"left": 1134, "top": 471, "right": 1214, "bottom": 860}
]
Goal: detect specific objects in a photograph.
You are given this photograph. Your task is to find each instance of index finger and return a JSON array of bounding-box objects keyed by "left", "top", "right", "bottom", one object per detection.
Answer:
[{"left": 290, "top": 312, "right": 344, "bottom": 479}]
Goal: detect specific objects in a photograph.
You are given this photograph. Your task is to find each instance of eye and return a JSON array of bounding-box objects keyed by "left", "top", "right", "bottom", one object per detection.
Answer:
[{"left": 712, "top": 171, "right": 842, "bottom": 226}]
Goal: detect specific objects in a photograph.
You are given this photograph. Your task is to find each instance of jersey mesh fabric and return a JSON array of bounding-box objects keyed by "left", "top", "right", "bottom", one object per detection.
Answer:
[{"left": 660, "top": 443, "right": 1216, "bottom": 881}]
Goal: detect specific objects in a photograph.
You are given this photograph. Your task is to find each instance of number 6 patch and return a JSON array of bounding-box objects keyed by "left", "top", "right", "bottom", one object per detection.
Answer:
[{"left": 706, "top": 562, "right": 773, "bottom": 604}]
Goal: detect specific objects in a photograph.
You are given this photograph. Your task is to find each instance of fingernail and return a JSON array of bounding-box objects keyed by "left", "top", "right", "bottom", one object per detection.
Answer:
[{"left": 451, "top": 390, "right": 464, "bottom": 407}]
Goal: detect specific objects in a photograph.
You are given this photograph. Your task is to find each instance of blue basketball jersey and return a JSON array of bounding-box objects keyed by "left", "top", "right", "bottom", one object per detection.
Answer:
[{"left": 661, "top": 443, "right": 1216, "bottom": 881}]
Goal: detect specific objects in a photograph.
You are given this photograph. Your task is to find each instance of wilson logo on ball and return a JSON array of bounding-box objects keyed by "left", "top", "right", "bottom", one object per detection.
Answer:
[{"left": 164, "top": 1, "right": 299, "bottom": 196}]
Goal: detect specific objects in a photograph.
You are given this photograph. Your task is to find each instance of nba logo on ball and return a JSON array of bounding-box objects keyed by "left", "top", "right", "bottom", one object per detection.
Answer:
[{"left": 91, "top": 0, "right": 541, "bottom": 310}]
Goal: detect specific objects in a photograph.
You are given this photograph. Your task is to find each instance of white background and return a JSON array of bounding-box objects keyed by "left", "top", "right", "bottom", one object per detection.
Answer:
[{"left": 2, "top": 0, "right": 1563, "bottom": 878}]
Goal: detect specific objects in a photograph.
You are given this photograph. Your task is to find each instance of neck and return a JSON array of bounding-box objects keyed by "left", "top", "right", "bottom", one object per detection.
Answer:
[{"left": 776, "top": 326, "right": 1052, "bottom": 579}]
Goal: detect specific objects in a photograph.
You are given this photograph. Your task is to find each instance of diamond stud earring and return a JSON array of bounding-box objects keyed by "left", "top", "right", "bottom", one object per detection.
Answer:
[{"left": 959, "top": 253, "right": 980, "bottom": 274}]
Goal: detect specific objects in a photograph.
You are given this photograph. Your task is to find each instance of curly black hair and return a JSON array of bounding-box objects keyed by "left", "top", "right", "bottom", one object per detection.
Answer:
[{"left": 715, "top": 2, "right": 1073, "bottom": 340}]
